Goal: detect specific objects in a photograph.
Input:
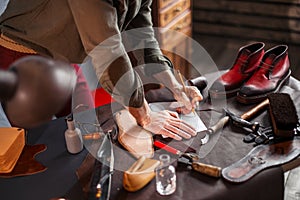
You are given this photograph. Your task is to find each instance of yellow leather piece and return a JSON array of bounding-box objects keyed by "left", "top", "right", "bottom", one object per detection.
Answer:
[{"left": 123, "top": 156, "right": 160, "bottom": 192}]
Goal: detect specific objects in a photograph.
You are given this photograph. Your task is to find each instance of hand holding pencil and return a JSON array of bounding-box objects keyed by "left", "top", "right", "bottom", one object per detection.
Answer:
[
  {"left": 152, "top": 68, "right": 203, "bottom": 115},
  {"left": 175, "top": 69, "right": 203, "bottom": 114}
]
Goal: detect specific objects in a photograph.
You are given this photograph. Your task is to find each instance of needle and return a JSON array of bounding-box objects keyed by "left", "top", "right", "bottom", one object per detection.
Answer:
[{"left": 176, "top": 69, "right": 196, "bottom": 115}]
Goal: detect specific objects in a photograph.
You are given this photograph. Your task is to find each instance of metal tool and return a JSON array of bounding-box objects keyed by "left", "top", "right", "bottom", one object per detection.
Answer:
[
  {"left": 197, "top": 130, "right": 209, "bottom": 145},
  {"left": 197, "top": 115, "right": 229, "bottom": 157},
  {"left": 243, "top": 126, "right": 274, "bottom": 145},
  {"left": 177, "top": 155, "right": 221, "bottom": 178},
  {"left": 198, "top": 98, "right": 270, "bottom": 158},
  {"left": 153, "top": 140, "right": 222, "bottom": 178},
  {"left": 224, "top": 109, "right": 260, "bottom": 133},
  {"left": 89, "top": 130, "right": 114, "bottom": 200}
]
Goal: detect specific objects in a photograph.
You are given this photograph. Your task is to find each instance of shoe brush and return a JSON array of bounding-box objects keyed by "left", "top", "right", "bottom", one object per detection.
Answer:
[{"left": 267, "top": 93, "right": 299, "bottom": 138}]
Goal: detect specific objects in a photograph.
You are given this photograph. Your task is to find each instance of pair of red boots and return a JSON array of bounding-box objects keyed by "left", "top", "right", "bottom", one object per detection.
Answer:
[{"left": 209, "top": 42, "right": 291, "bottom": 104}]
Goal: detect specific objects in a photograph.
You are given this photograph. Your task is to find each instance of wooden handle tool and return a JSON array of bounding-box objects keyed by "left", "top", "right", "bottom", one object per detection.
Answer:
[
  {"left": 154, "top": 140, "right": 222, "bottom": 178},
  {"left": 192, "top": 162, "right": 222, "bottom": 178}
]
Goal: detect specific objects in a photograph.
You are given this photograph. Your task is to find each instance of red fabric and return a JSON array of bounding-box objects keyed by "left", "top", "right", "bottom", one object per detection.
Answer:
[
  {"left": 70, "top": 64, "right": 115, "bottom": 108},
  {"left": 0, "top": 45, "right": 36, "bottom": 70},
  {"left": 91, "top": 87, "right": 115, "bottom": 108}
]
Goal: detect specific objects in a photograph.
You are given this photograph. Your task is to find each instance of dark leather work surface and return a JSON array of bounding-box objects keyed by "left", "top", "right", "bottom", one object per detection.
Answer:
[
  {"left": 108, "top": 78, "right": 300, "bottom": 200},
  {"left": 0, "top": 118, "right": 88, "bottom": 200},
  {"left": 0, "top": 74, "right": 299, "bottom": 200}
]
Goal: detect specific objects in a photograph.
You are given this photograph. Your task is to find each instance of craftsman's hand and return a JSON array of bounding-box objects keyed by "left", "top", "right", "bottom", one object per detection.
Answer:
[
  {"left": 153, "top": 69, "right": 203, "bottom": 114},
  {"left": 141, "top": 110, "right": 197, "bottom": 140},
  {"left": 128, "top": 99, "right": 197, "bottom": 140},
  {"left": 173, "top": 85, "right": 203, "bottom": 114}
]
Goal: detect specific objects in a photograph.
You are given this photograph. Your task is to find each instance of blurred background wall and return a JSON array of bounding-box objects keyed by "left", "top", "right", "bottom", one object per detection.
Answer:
[{"left": 192, "top": 0, "right": 300, "bottom": 79}]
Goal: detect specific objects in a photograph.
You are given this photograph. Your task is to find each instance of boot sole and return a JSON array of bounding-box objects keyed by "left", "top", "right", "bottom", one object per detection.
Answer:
[{"left": 236, "top": 70, "right": 291, "bottom": 104}]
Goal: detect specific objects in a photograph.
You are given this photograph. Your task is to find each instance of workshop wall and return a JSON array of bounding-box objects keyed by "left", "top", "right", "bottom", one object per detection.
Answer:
[{"left": 192, "top": 0, "right": 300, "bottom": 79}]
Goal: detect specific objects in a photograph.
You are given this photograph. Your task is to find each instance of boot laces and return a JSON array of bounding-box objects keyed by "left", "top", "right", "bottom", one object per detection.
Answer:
[
  {"left": 258, "top": 61, "right": 274, "bottom": 79},
  {"left": 236, "top": 58, "right": 248, "bottom": 73}
]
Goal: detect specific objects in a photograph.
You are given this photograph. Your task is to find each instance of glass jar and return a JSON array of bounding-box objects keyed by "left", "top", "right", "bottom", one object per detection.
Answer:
[{"left": 155, "top": 154, "right": 176, "bottom": 195}]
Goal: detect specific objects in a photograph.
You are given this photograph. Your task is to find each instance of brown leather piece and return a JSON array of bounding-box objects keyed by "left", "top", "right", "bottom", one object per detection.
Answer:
[
  {"left": 115, "top": 109, "right": 154, "bottom": 158},
  {"left": 222, "top": 137, "right": 300, "bottom": 183},
  {"left": 0, "top": 144, "right": 47, "bottom": 178}
]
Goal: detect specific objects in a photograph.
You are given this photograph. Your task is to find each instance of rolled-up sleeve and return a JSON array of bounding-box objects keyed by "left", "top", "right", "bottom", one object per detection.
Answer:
[{"left": 67, "top": 0, "right": 144, "bottom": 107}]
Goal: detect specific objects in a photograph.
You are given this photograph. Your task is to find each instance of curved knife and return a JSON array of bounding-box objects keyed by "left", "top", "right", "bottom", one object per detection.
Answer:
[{"left": 197, "top": 115, "right": 229, "bottom": 158}]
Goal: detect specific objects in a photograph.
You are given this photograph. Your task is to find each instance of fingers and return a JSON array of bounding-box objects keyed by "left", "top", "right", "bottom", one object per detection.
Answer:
[
  {"left": 161, "top": 112, "right": 197, "bottom": 140},
  {"left": 158, "top": 128, "right": 182, "bottom": 140},
  {"left": 172, "top": 118, "right": 197, "bottom": 134},
  {"left": 165, "top": 110, "right": 196, "bottom": 130},
  {"left": 165, "top": 110, "right": 179, "bottom": 118},
  {"left": 175, "top": 86, "right": 202, "bottom": 112},
  {"left": 166, "top": 120, "right": 196, "bottom": 138},
  {"left": 187, "top": 86, "right": 203, "bottom": 105},
  {"left": 142, "top": 110, "right": 197, "bottom": 141},
  {"left": 176, "top": 107, "right": 191, "bottom": 115},
  {"left": 179, "top": 93, "right": 193, "bottom": 111}
]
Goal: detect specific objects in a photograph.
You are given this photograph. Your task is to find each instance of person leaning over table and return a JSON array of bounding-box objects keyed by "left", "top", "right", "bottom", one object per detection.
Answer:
[{"left": 0, "top": 0, "right": 202, "bottom": 140}]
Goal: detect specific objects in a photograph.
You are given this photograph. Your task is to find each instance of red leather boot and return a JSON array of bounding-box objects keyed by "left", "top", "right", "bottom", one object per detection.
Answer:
[
  {"left": 237, "top": 45, "right": 291, "bottom": 104},
  {"left": 209, "top": 42, "right": 265, "bottom": 99}
]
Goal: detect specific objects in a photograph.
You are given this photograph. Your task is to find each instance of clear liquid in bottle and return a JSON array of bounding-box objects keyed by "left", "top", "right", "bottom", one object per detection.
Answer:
[{"left": 156, "top": 154, "right": 176, "bottom": 195}]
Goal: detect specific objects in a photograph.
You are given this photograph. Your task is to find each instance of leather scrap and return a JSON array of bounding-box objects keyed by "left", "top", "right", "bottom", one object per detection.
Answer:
[
  {"left": 0, "top": 144, "right": 47, "bottom": 178},
  {"left": 115, "top": 109, "right": 154, "bottom": 158}
]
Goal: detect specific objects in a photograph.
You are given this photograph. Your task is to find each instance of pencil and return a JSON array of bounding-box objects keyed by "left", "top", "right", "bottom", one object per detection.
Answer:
[
  {"left": 176, "top": 69, "right": 187, "bottom": 92},
  {"left": 176, "top": 69, "right": 196, "bottom": 115}
]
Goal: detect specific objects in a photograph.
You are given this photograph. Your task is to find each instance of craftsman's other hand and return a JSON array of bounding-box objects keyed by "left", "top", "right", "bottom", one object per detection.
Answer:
[
  {"left": 142, "top": 110, "right": 196, "bottom": 140},
  {"left": 173, "top": 85, "right": 203, "bottom": 114}
]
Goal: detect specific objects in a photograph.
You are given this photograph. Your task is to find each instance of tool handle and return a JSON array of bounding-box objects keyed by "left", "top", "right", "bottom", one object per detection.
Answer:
[
  {"left": 234, "top": 121, "right": 260, "bottom": 132},
  {"left": 226, "top": 110, "right": 260, "bottom": 132},
  {"left": 210, "top": 116, "right": 230, "bottom": 133},
  {"left": 231, "top": 116, "right": 260, "bottom": 132},
  {"left": 192, "top": 162, "right": 222, "bottom": 178},
  {"left": 240, "top": 99, "right": 269, "bottom": 120}
]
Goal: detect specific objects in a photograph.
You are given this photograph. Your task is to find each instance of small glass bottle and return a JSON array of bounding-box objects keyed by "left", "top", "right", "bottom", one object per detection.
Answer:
[
  {"left": 65, "top": 116, "right": 83, "bottom": 154},
  {"left": 156, "top": 154, "right": 176, "bottom": 195}
]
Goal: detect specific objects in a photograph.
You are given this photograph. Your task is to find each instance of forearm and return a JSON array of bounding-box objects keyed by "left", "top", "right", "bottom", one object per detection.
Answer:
[
  {"left": 127, "top": 99, "right": 151, "bottom": 127},
  {"left": 153, "top": 69, "right": 183, "bottom": 94}
]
